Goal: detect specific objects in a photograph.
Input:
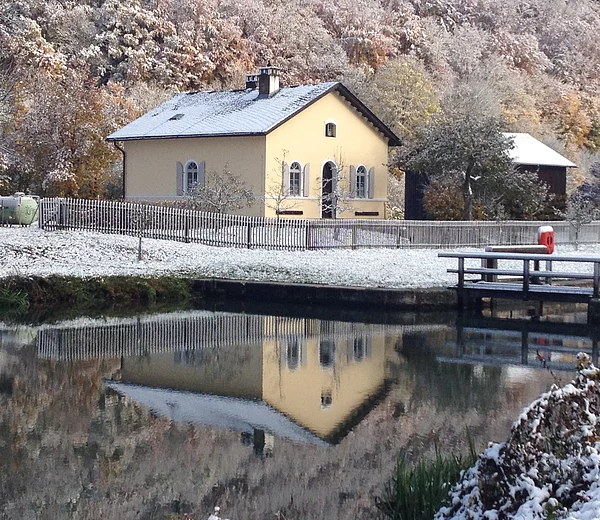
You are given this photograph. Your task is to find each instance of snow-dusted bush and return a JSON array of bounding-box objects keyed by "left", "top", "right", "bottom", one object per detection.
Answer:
[{"left": 437, "top": 353, "right": 600, "bottom": 520}]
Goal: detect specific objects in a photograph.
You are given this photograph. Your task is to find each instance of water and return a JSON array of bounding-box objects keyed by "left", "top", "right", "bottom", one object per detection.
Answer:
[{"left": 0, "top": 304, "right": 591, "bottom": 519}]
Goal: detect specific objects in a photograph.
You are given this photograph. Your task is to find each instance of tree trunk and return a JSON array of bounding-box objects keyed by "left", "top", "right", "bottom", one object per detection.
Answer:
[{"left": 462, "top": 170, "right": 473, "bottom": 221}]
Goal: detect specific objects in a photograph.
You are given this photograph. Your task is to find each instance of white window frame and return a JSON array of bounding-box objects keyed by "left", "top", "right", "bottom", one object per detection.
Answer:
[
  {"left": 355, "top": 164, "right": 367, "bottom": 198},
  {"left": 289, "top": 161, "right": 302, "bottom": 197},
  {"left": 324, "top": 119, "right": 337, "bottom": 138},
  {"left": 185, "top": 160, "right": 199, "bottom": 193}
]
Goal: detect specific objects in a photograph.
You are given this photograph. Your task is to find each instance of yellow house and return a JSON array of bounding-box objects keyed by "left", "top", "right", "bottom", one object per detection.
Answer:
[{"left": 106, "top": 66, "right": 400, "bottom": 219}]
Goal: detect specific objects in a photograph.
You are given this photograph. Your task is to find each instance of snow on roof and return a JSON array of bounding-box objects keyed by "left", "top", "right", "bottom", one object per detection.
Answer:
[
  {"left": 107, "top": 82, "right": 401, "bottom": 145},
  {"left": 105, "top": 380, "right": 329, "bottom": 446},
  {"left": 504, "top": 133, "right": 576, "bottom": 168}
]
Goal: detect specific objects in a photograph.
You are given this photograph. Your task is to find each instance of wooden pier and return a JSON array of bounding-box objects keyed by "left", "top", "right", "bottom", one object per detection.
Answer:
[{"left": 439, "top": 251, "right": 600, "bottom": 323}]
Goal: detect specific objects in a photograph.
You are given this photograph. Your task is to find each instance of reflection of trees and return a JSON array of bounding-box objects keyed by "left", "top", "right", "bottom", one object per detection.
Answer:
[
  {"left": 397, "top": 332, "right": 504, "bottom": 413},
  {"left": 0, "top": 324, "right": 557, "bottom": 520}
]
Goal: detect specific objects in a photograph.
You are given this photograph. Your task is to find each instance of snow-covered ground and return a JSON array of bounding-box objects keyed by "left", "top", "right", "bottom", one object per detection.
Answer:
[{"left": 1, "top": 225, "right": 600, "bottom": 287}]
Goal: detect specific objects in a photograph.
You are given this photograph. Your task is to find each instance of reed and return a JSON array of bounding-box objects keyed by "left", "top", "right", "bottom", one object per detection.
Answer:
[
  {"left": 376, "top": 432, "right": 477, "bottom": 520},
  {"left": 0, "top": 287, "right": 29, "bottom": 312}
]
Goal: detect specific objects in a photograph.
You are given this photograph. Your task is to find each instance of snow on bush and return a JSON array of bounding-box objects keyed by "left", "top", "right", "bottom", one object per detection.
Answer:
[{"left": 436, "top": 353, "right": 600, "bottom": 520}]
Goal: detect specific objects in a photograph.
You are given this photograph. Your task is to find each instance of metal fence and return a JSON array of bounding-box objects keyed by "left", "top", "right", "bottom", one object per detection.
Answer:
[{"left": 38, "top": 198, "right": 600, "bottom": 250}]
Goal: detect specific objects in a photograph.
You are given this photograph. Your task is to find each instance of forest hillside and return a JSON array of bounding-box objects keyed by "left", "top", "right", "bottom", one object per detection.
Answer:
[{"left": 0, "top": 0, "right": 599, "bottom": 200}]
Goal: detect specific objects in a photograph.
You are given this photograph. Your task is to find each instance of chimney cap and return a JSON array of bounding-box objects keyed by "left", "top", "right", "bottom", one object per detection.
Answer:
[
  {"left": 245, "top": 73, "right": 258, "bottom": 90},
  {"left": 258, "top": 65, "right": 282, "bottom": 76}
]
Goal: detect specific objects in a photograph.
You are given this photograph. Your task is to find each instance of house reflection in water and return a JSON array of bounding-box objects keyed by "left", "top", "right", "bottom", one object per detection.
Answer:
[{"left": 43, "top": 311, "right": 400, "bottom": 449}]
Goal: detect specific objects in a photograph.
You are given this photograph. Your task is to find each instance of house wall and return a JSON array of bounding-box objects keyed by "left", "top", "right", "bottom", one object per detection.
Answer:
[
  {"left": 516, "top": 165, "right": 567, "bottom": 194},
  {"left": 261, "top": 333, "right": 387, "bottom": 438},
  {"left": 265, "top": 91, "right": 390, "bottom": 219},
  {"left": 123, "top": 135, "right": 267, "bottom": 217},
  {"left": 120, "top": 343, "right": 263, "bottom": 398}
]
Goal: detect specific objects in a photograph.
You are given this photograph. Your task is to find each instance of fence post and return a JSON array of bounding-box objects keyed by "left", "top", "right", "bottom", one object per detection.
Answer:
[
  {"left": 185, "top": 214, "right": 190, "bottom": 244},
  {"left": 247, "top": 222, "right": 252, "bottom": 249},
  {"left": 59, "top": 200, "right": 66, "bottom": 230},
  {"left": 351, "top": 224, "right": 357, "bottom": 250},
  {"left": 305, "top": 221, "right": 311, "bottom": 250},
  {"left": 38, "top": 199, "right": 44, "bottom": 230}
]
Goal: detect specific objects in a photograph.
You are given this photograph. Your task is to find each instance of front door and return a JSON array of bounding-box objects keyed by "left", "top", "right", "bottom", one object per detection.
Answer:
[{"left": 321, "top": 162, "right": 334, "bottom": 219}]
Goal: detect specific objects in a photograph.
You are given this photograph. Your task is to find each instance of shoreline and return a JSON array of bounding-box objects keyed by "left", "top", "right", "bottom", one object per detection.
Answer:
[{"left": 0, "top": 274, "right": 458, "bottom": 320}]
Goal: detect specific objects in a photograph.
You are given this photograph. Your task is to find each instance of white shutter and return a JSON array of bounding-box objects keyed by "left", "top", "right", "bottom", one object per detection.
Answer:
[
  {"left": 368, "top": 166, "right": 375, "bottom": 199},
  {"left": 349, "top": 165, "right": 357, "bottom": 198},
  {"left": 198, "top": 160, "right": 206, "bottom": 186},
  {"left": 282, "top": 161, "right": 290, "bottom": 194},
  {"left": 302, "top": 163, "right": 310, "bottom": 197},
  {"left": 176, "top": 162, "right": 184, "bottom": 195}
]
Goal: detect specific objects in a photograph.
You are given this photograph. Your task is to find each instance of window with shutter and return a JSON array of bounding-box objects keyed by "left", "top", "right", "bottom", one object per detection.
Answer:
[
  {"left": 356, "top": 165, "right": 367, "bottom": 198},
  {"left": 185, "top": 161, "right": 198, "bottom": 192},
  {"left": 289, "top": 162, "right": 301, "bottom": 196}
]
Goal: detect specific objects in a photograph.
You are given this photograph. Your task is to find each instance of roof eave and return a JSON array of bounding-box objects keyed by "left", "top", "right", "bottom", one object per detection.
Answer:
[
  {"left": 334, "top": 84, "right": 401, "bottom": 146},
  {"left": 106, "top": 131, "right": 268, "bottom": 142},
  {"left": 513, "top": 160, "right": 577, "bottom": 168}
]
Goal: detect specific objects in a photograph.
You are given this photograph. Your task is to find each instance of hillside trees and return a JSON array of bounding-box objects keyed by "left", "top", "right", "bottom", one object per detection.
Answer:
[
  {"left": 346, "top": 56, "right": 439, "bottom": 138},
  {"left": 4, "top": 66, "right": 137, "bottom": 197},
  {"left": 0, "top": 0, "right": 598, "bottom": 201}
]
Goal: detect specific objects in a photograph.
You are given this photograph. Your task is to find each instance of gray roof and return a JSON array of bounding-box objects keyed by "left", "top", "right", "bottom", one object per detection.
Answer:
[
  {"left": 106, "top": 82, "right": 401, "bottom": 145},
  {"left": 105, "top": 380, "right": 329, "bottom": 446},
  {"left": 504, "top": 133, "right": 576, "bottom": 168}
]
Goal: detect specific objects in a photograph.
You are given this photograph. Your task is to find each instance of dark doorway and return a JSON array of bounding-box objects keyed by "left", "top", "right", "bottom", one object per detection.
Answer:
[{"left": 321, "top": 162, "right": 335, "bottom": 219}]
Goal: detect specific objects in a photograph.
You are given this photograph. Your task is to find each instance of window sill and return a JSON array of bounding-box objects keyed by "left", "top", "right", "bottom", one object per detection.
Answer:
[{"left": 276, "top": 210, "right": 304, "bottom": 215}]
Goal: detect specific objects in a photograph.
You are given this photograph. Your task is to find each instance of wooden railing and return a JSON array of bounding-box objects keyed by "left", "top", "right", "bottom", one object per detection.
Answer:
[
  {"left": 38, "top": 198, "right": 600, "bottom": 251},
  {"left": 440, "top": 251, "right": 600, "bottom": 301}
]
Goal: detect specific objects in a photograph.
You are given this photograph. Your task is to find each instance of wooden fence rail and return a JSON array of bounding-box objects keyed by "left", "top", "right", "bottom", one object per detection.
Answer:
[{"left": 38, "top": 198, "right": 600, "bottom": 251}]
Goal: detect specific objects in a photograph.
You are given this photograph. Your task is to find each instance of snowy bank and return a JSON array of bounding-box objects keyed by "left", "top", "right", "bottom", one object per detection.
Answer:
[
  {"left": 436, "top": 354, "right": 600, "bottom": 520},
  {"left": 1, "top": 226, "right": 599, "bottom": 288}
]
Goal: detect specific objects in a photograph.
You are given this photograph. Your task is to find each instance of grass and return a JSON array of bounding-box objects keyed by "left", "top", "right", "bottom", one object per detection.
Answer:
[
  {"left": 376, "top": 431, "right": 478, "bottom": 520},
  {"left": 0, "top": 287, "right": 30, "bottom": 312},
  {"left": 0, "top": 275, "right": 195, "bottom": 319}
]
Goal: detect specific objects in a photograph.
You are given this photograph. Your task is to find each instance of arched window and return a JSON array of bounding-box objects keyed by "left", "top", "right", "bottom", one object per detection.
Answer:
[
  {"left": 353, "top": 337, "right": 365, "bottom": 362},
  {"left": 319, "top": 339, "right": 335, "bottom": 368},
  {"left": 185, "top": 161, "right": 198, "bottom": 192},
  {"left": 356, "top": 165, "right": 367, "bottom": 198},
  {"left": 289, "top": 161, "right": 302, "bottom": 196},
  {"left": 286, "top": 339, "right": 300, "bottom": 370},
  {"left": 325, "top": 122, "right": 336, "bottom": 138}
]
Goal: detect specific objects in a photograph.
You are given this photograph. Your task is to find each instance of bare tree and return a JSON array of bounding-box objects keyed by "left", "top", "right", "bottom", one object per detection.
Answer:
[
  {"left": 565, "top": 162, "right": 600, "bottom": 249},
  {"left": 317, "top": 149, "right": 354, "bottom": 219},
  {"left": 186, "top": 165, "right": 254, "bottom": 214},
  {"left": 264, "top": 150, "right": 300, "bottom": 220}
]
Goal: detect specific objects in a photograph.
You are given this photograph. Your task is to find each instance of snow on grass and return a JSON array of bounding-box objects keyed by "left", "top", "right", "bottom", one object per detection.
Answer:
[
  {"left": 0, "top": 225, "right": 454, "bottom": 287},
  {"left": 436, "top": 354, "right": 600, "bottom": 520},
  {"left": 1, "top": 226, "right": 599, "bottom": 287}
]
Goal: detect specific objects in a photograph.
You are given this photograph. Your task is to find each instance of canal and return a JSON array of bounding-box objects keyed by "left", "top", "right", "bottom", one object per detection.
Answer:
[{"left": 0, "top": 303, "right": 590, "bottom": 519}]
